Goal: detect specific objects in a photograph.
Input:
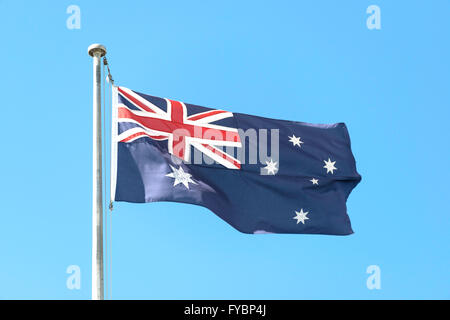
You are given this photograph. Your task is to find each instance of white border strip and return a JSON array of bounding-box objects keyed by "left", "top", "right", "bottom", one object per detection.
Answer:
[{"left": 110, "top": 85, "right": 119, "bottom": 201}]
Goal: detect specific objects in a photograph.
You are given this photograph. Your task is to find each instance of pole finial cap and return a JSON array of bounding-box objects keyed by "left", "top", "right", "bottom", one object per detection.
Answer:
[{"left": 88, "top": 44, "right": 107, "bottom": 57}]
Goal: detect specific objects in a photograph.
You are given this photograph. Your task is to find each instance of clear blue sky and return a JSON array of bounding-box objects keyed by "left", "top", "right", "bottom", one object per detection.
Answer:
[{"left": 0, "top": 0, "right": 449, "bottom": 299}]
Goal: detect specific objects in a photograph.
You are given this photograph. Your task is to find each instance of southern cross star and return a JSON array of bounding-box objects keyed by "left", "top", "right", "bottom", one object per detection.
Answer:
[
  {"left": 165, "top": 165, "right": 197, "bottom": 189},
  {"left": 293, "top": 209, "right": 309, "bottom": 224},
  {"left": 310, "top": 178, "right": 319, "bottom": 185},
  {"left": 323, "top": 158, "right": 337, "bottom": 174},
  {"left": 288, "top": 134, "right": 304, "bottom": 147},
  {"left": 263, "top": 159, "right": 278, "bottom": 175}
]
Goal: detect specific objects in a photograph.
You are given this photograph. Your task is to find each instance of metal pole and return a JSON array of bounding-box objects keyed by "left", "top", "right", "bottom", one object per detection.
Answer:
[{"left": 88, "top": 44, "right": 106, "bottom": 300}]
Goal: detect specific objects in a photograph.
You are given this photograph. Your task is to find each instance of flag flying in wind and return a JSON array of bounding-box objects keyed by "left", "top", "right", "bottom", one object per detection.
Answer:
[{"left": 111, "top": 86, "right": 361, "bottom": 235}]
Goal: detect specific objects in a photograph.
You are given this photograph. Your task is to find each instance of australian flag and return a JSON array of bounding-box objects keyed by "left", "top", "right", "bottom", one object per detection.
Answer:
[{"left": 111, "top": 86, "right": 361, "bottom": 235}]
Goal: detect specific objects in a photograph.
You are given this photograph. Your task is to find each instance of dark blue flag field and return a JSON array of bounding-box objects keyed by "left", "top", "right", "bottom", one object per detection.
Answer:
[{"left": 111, "top": 87, "right": 361, "bottom": 235}]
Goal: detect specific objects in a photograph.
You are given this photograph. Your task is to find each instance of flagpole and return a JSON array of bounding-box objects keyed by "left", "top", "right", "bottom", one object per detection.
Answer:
[{"left": 88, "top": 43, "right": 106, "bottom": 300}]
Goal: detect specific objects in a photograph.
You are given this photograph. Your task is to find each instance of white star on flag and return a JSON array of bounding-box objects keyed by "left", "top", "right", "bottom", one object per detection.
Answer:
[
  {"left": 288, "top": 135, "right": 304, "bottom": 147},
  {"left": 165, "top": 165, "right": 197, "bottom": 189},
  {"left": 310, "top": 178, "right": 319, "bottom": 185},
  {"left": 293, "top": 209, "right": 309, "bottom": 224},
  {"left": 263, "top": 159, "right": 278, "bottom": 175},
  {"left": 323, "top": 158, "right": 337, "bottom": 174}
]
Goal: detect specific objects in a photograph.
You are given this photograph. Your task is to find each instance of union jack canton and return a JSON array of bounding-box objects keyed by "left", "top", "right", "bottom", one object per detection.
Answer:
[{"left": 116, "top": 86, "right": 241, "bottom": 169}]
